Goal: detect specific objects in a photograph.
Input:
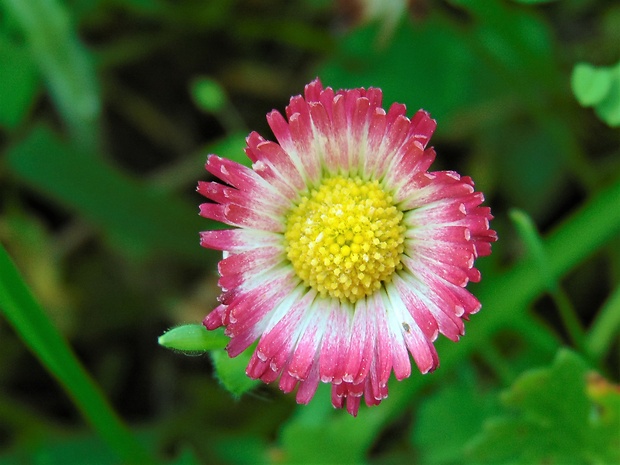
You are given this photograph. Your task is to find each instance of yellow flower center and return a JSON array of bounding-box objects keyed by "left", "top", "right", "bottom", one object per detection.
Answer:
[{"left": 284, "top": 176, "right": 406, "bottom": 303}]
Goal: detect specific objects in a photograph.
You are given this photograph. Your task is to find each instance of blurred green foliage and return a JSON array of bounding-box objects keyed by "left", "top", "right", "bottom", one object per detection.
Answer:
[{"left": 0, "top": 0, "right": 619, "bottom": 464}]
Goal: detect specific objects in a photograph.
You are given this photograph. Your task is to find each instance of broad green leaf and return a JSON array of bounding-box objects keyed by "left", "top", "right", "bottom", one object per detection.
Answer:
[
  {"left": 279, "top": 383, "right": 371, "bottom": 465},
  {"left": 3, "top": 0, "right": 101, "bottom": 151},
  {"left": 512, "top": 0, "right": 558, "bottom": 4},
  {"left": 453, "top": 0, "right": 558, "bottom": 88},
  {"left": 571, "top": 62, "right": 613, "bottom": 106},
  {"left": 412, "top": 365, "right": 500, "bottom": 464},
  {"left": 319, "top": 15, "right": 501, "bottom": 130},
  {"left": 158, "top": 324, "right": 228, "bottom": 353},
  {"left": 0, "top": 37, "right": 40, "bottom": 129},
  {"left": 210, "top": 346, "right": 259, "bottom": 398},
  {"left": 465, "top": 349, "right": 620, "bottom": 465},
  {"left": 319, "top": 2, "right": 557, "bottom": 136},
  {"left": 594, "top": 62, "right": 620, "bottom": 127},
  {"left": 493, "top": 119, "right": 569, "bottom": 219},
  {"left": 572, "top": 61, "right": 620, "bottom": 127},
  {"left": 166, "top": 447, "right": 203, "bottom": 465},
  {"left": 212, "top": 435, "right": 270, "bottom": 465},
  {"left": 0, "top": 433, "right": 117, "bottom": 465},
  {"left": 6, "top": 125, "right": 207, "bottom": 261}
]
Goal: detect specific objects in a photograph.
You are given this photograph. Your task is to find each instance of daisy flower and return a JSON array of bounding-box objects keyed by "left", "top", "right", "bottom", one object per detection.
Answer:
[{"left": 199, "top": 78, "right": 497, "bottom": 416}]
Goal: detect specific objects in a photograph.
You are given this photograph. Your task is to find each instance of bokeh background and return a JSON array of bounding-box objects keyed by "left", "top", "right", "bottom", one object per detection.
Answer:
[{"left": 1, "top": 0, "right": 619, "bottom": 464}]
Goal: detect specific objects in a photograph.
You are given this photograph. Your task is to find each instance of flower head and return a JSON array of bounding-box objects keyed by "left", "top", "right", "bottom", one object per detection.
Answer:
[{"left": 199, "top": 78, "right": 497, "bottom": 416}]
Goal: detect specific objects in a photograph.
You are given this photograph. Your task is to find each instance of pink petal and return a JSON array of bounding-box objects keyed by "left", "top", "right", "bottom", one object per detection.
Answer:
[{"left": 199, "top": 229, "right": 280, "bottom": 252}]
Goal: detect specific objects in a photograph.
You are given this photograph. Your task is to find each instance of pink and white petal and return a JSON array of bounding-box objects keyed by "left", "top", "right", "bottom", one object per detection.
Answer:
[
  {"left": 318, "top": 299, "right": 353, "bottom": 383},
  {"left": 365, "top": 87, "right": 383, "bottom": 108},
  {"left": 199, "top": 228, "right": 281, "bottom": 252},
  {"left": 345, "top": 393, "right": 362, "bottom": 416},
  {"left": 391, "top": 273, "right": 439, "bottom": 341},
  {"left": 303, "top": 78, "right": 325, "bottom": 104},
  {"left": 225, "top": 279, "right": 298, "bottom": 358},
  {"left": 218, "top": 259, "right": 285, "bottom": 293},
  {"left": 402, "top": 250, "right": 471, "bottom": 288},
  {"left": 246, "top": 134, "right": 306, "bottom": 195},
  {"left": 370, "top": 115, "right": 412, "bottom": 179},
  {"left": 284, "top": 111, "right": 323, "bottom": 186},
  {"left": 197, "top": 181, "right": 243, "bottom": 205},
  {"left": 199, "top": 203, "right": 283, "bottom": 232},
  {"left": 364, "top": 374, "right": 386, "bottom": 407},
  {"left": 398, "top": 171, "right": 475, "bottom": 210},
  {"left": 246, "top": 351, "right": 273, "bottom": 380},
  {"left": 308, "top": 102, "right": 341, "bottom": 175},
  {"left": 318, "top": 85, "right": 335, "bottom": 115},
  {"left": 378, "top": 288, "right": 411, "bottom": 380},
  {"left": 265, "top": 110, "right": 320, "bottom": 186},
  {"left": 219, "top": 264, "right": 295, "bottom": 323},
  {"left": 256, "top": 287, "right": 318, "bottom": 374},
  {"left": 279, "top": 369, "right": 300, "bottom": 394},
  {"left": 330, "top": 94, "right": 353, "bottom": 173},
  {"left": 331, "top": 384, "right": 344, "bottom": 410},
  {"left": 396, "top": 267, "right": 465, "bottom": 341},
  {"left": 366, "top": 354, "right": 390, "bottom": 403},
  {"left": 348, "top": 97, "right": 374, "bottom": 175},
  {"left": 296, "top": 361, "right": 321, "bottom": 404},
  {"left": 205, "top": 155, "right": 290, "bottom": 205},
  {"left": 203, "top": 304, "right": 227, "bottom": 330},
  {"left": 287, "top": 298, "right": 331, "bottom": 381},
  {"left": 217, "top": 247, "right": 284, "bottom": 288},
  {"left": 362, "top": 108, "right": 388, "bottom": 177},
  {"left": 385, "top": 283, "right": 438, "bottom": 374},
  {"left": 409, "top": 110, "right": 437, "bottom": 148},
  {"left": 403, "top": 199, "right": 469, "bottom": 227},
  {"left": 343, "top": 299, "right": 375, "bottom": 385},
  {"left": 385, "top": 102, "right": 407, "bottom": 126},
  {"left": 368, "top": 291, "right": 393, "bottom": 388},
  {"left": 384, "top": 141, "right": 430, "bottom": 196}
]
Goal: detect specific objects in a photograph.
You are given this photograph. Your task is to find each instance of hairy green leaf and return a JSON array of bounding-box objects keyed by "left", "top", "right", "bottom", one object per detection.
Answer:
[{"left": 466, "top": 350, "right": 620, "bottom": 465}]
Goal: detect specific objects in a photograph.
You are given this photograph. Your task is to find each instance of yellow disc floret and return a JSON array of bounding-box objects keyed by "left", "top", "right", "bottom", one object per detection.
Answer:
[{"left": 284, "top": 176, "right": 406, "bottom": 303}]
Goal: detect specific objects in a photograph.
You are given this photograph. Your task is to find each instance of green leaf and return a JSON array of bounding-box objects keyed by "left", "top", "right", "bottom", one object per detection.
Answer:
[
  {"left": 158, "top": 324, "right": 228, "bottom": 354},
  {"left": 319, "top": 15, "right": 499, "bottom": 129},
  {"left": 412, "top": 365, "right": 500, "bottom": 464},
  {"left": 511, "top": 0, "right": 558, "bottom": 4},
  {"left": 0, "top": 243, "right": 155, "bottom": 465},
  {"left": 0, "top": 37, "right": 40, "bottom": 129},
  {"left": 465, "top": 349, "right": 620, "bottom": 465},
  {"left": 3, "top": 0, "right": 101, "bottom": 151},
  {"left": 319, "top": 2, "right": 558, "bottom": 136},
  {"left": 6, "top": 125, "right": 206, "bottom": 261},
  {"left": 572, "top": 61, "right": 620, "bottom": 127},
  {"left": 210, "top": 346, "right": 260, "bottom": 398},
  {"left": 594, "top": 62, "right": 620, "bottom": 127},
  {"left": 571, "top": 62, "right": 613, "bottom": 106}
]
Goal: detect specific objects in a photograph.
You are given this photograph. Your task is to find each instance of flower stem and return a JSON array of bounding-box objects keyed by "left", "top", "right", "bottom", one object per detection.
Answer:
[
  {"left": 509, "top": 209, "right": 587, "bottom": 354},
  {"left": 586, "top": 284, "right": 620, "bottom": 362}
]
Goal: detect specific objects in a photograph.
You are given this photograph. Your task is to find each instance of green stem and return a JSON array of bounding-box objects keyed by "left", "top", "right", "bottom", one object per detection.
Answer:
[
  {"left": 0, "top": 244, "right": 156, "bottom": 465},
  {"left": 587, "top": 284, "right": 620, "bottom": 362},
  {"left": 509, "top": 209, "right": 587, "bottom": 354},
  {"left": 477, "top": 339, "right": 517, "bottom": 386}
]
